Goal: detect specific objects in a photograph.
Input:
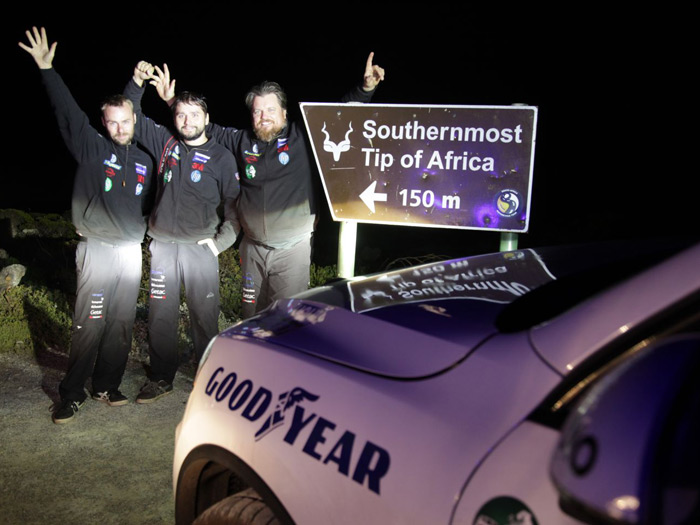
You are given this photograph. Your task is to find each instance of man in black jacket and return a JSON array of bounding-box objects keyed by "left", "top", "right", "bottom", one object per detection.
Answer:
[
  {"left": 19, "top": 27, "right": 155, "bottom": 423},
  {"left": 126, "top": 62, "right": 240, "bottom": 403},
  {"left": 152, "top": 54, "right": 385, "bottom": 318}
]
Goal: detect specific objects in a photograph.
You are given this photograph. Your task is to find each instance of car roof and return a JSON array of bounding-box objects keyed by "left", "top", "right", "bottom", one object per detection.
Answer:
[{"left": 531, "top": 241, "right": 700, "bottom": 374}]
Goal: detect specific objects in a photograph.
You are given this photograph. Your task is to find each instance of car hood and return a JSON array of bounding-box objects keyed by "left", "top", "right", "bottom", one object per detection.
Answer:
[
  {"left": 220, "top": 241, "right": 692, "bottom": 378},
  {"left": 220, "top": 249, "right": 557, "bottom": 378}
]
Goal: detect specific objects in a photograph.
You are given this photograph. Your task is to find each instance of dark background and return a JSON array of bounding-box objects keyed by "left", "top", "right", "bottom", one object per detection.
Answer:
[{"left": 3, "top": 7, "right": 696, "bottom": 270}]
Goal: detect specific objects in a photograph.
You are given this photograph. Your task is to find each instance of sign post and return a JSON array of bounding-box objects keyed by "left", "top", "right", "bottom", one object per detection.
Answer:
[
  {"left": 338, "top": 220, "right": 357, "bottom": 278},
  {"left": 301, "top": 103, "right": 538, "bottom": 277}
]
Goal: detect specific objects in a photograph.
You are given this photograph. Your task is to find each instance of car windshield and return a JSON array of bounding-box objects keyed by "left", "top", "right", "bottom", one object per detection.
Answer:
[{"left": 300, "top": 239, "right": 693, "bottom": 340}]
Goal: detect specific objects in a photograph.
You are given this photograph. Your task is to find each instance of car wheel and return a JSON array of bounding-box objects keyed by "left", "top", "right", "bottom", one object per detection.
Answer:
[{"left": 193, "top": 487, "right": 281, "bottom": 525}]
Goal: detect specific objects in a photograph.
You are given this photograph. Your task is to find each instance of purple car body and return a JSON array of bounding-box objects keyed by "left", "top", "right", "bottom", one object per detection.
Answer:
[{"left": 173, "top": 240, "right": 700, "bottom": 524}]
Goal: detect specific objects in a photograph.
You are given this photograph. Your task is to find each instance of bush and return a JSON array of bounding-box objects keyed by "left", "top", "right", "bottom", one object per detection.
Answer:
[
  {"left": 0, "top": 208, "right": 76, "bottom": 239},
  {"left": 311, "top": 262, "right": 338, "bottom": 287},
  {"left": 0, "top": 285, "right": 72, "bottom": 355},
  {"left": 219, "top": 247, "right": 243, "bottom": 323},
  {"left": 0, "top": 210, "right": 339, "bottom": 357}
]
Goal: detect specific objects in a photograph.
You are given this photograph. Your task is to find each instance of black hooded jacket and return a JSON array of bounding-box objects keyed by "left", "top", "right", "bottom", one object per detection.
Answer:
[{"left": 41, "top": 68, "right": 154, "bottom": 244}]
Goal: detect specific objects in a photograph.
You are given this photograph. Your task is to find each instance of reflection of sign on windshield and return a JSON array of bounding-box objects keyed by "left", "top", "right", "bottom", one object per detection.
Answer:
[
  {"left": 301, "top": 103, "right": 537, "bottom": 232},
  {"left": 348, "top": 249, "right": 555, "bottom": 313}
]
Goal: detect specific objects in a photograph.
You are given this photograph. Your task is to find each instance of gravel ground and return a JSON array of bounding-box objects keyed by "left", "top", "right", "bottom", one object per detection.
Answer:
[{"left": 0, "top": 349, "right": 196, "bottom": 525}]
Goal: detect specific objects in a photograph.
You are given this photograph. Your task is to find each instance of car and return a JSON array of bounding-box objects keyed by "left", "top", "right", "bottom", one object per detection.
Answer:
[{"left": 172, "top": 239, "right": 700, "bottom": 524}]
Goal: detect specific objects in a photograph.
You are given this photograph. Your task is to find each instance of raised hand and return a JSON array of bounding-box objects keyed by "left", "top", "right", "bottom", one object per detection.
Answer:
[
  {"left": 133, "top": 60, "right": 155, "bottom": 87},
  {"left": 362, "top": 52, "right": 385, "bottom": 91},
  {"left": 18, "top": 26, "right": 56, "bottom": 69},
  {"left": 151, "top": 64, "right": 176, "bottom": 105}
]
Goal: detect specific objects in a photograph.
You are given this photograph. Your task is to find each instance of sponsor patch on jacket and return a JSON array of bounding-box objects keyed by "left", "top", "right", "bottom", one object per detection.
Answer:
[
  {"left": 191, "top": 170, "right": 202, "bottom": 183},
  {"left": 244, "top": 143, "right": 261, "bottom": 157},
  {"left": 246, "top": 165, "right": 256, "bottom": 179},
  {"left": 135, "top": 163, "right": 148, "bottom": 194},
  {"left": 193, "top": 152, "right": 211, "bottom": 164},
  {"left": 278, "top": 152, "right": 289, "bottom": 165},
  {"left": 103, "top": 154, "right": 122, "bottom": 170},
  {"left": 167, "top": 145, "right": 180, "bottom": 168},
  {"left": 276, "top": 138, "right": 289, "bottom": 152}
]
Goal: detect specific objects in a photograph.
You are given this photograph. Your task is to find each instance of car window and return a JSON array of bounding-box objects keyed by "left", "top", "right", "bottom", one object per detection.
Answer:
[{"left": 496, "top": 240, "right": 692, "bottom": 333}]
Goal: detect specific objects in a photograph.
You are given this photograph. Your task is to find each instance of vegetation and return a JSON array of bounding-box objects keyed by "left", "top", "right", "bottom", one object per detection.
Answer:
[
  {"left": 0, "top": 285, "right": 73, "bottom": 355},
  {"left": 0, "top": 209, "right": 338, "bottom": 357}
]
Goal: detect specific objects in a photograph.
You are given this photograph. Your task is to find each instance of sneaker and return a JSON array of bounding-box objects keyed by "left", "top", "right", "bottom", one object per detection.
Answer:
[
  {"left": 92, "top": 390, "right": 129, "bottom": 407},
  {"left": 135, "top": 380, "right": 173, "bottom": 404},
  {"left": 52, "top": 399, "right": 85, "bottom": 424}
]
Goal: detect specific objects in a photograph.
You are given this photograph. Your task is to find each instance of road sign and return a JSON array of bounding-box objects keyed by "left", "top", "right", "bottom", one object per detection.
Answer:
[{"left": 301, "top": 103, "right": 537, "bottom": 232}]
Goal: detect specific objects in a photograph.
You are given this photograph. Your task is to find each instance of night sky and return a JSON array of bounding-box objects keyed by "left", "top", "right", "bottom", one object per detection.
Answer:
[{"left": 4, "top": 7, "right": 696, "bottom": 269}]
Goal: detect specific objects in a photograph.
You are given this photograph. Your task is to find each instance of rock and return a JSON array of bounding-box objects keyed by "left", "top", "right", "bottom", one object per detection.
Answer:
[{"left": 1, "top": 264, "right": 27, "bottom": 291}]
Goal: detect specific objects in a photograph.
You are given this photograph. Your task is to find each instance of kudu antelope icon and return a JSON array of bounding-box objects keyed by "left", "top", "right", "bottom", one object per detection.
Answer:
[{"left": 321, "top": 122, "right": 353, "bottom": 161}]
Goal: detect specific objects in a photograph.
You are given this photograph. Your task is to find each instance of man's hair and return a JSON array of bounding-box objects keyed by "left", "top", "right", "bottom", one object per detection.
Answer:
[
  {"left": 171, "top": 91, "right": 208, "bottom": 114},
  {"left": 245, "top": 81, "right": 287, "bottom": 112},
  {"left": 101, "top": 95, "right": 134, "bottom": 113}
]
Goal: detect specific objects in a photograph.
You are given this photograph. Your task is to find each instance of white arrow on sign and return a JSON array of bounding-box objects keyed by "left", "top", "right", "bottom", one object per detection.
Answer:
[{"left": 359, "top": 181, "right": 388, "bottom": 214}]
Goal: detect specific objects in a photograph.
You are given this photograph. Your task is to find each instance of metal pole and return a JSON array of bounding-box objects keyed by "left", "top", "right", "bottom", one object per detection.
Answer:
[
  {"left": 500, "top": 103, "right": 526, "bottom": 253},
  {"left": 337, "top": 221, "right": 358, "bottom": 278},
  {"left": 500, "top": 232, "right": 518, "bottom": 252}
]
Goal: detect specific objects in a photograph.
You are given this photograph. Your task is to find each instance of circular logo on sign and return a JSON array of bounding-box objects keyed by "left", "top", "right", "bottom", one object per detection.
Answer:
[
  {"left": 473, "top": 496, "right": 539, "bottom": 525},
  {"left": 104, "top": 178, "right": 112, "bottom": 192},
  {"left": 278, "top": 152, "right": 289, "bottom": 165},
  {"left": 246, "top": 165, "right": 256, "bottom": 179},
  {"left": 496, "top": 189, "right": 520, "bottom": 218},
  {"left": 190, "top": 170, "right": 202, "bottom": 183}
]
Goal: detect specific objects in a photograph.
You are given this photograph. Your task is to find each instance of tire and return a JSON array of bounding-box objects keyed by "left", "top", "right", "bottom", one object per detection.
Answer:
[{"left": 193, "top": 488, "right": 281, "bottom": 525}]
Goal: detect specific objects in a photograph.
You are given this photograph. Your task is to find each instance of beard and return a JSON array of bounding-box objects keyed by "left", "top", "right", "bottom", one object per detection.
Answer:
[
  {"left": 178, "top": 124, "right": 206, "bottom": 143},
  {"left": 110, "top": 131, "right": 134, "bottom": 146},
  {"left": 254, "top": 119, "right": 286, "bottom": 143}
]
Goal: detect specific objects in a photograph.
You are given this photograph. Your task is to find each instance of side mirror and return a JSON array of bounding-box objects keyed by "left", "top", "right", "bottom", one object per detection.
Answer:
[{"left": 550, "top": 335, "right": 700, "bottom": 524}]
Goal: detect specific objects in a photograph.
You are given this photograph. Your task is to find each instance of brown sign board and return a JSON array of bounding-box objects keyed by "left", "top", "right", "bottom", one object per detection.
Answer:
[{"left": 300, "top": 103, "right": 537, "bottom": 232}]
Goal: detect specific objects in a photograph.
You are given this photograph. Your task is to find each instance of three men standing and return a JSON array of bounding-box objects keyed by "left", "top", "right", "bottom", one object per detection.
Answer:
[{"left": 20, "top": 26, "right": 384, "bottom": 420}]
